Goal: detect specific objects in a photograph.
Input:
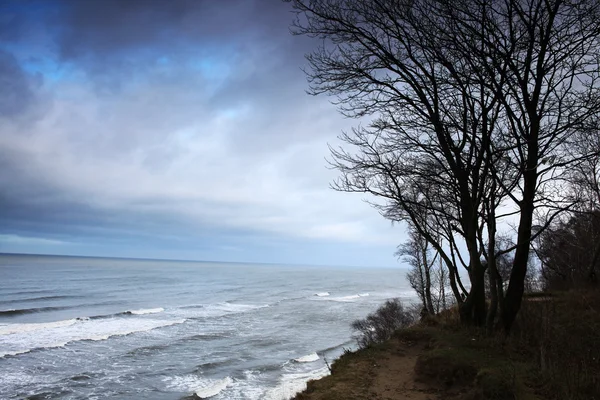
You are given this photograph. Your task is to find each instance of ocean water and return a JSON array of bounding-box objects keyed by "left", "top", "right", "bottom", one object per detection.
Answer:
[{"left": 0, "top": 254, "right": 411, "bottom": 400}]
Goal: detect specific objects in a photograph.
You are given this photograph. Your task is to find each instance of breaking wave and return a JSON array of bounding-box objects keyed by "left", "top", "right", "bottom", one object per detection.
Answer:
[
  {"left": 0, "top": 317, "right": 186, "bottom": 358},
  {"left": 123, "top": 307, "right": 164, "bottom": 315},
  {"left": 164, "top": 375, "right": 232, "bottom": 399},
  {"left": 264, "top": 367, "right": 330, "bottom": 400},
  {"left": 320, "top": 293, "right": 370, "bottom": 302},
  {"left": 294, "top": 352, "right": 320, "bottom": 363}
]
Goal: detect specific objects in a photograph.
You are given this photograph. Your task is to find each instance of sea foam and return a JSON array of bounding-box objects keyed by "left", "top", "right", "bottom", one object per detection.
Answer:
[
  {"left": 165, "top": 375, "right": 232, "bottom": 398},
  {"left": 322, "top": 293, "right": 370, "bottom": 302},
  {"left": 0, "top": 317, "right": 186, "bottom": 358},
  {"left": 0, "top": 319, "right": 78, "bottom": 335},
  {"left": 195, "top": 376, "right": 232, "bottom": 398},
  {"left": 294, "top": 352, "right": 320, "bottom": 363},
  {"left": 264, "top": 367, "right": 330, "bottom": 400},
  {"left": 126, "top": 308, "right": 165, "bottom": 315}
]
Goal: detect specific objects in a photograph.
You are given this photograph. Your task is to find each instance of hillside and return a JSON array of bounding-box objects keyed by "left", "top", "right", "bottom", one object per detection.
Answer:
[{"left": 293, "top": 291, "right": 600, "bottom": 400}]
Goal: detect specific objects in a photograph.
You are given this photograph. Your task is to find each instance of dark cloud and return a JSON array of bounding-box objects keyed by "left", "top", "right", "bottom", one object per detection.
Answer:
[
  {"left": 0, "top": 50, "right": 40, "bottom": 117},
  {"left": 0, "top": 3, "right": 24, "bottom": 42},
  {"left": 0, "top": 0, "right": 401, "bottom": 266},
  {"left": 53, "top": 0, "right": 295, "bottom": 72}
]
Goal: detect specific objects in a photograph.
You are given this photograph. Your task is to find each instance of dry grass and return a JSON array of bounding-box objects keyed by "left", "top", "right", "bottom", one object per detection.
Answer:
[
  {"left": 511, "top": 290, "right": 600, "bottom": 399},
  {"left": 293, "top": 290, "right": 600, "bottom": 400}
]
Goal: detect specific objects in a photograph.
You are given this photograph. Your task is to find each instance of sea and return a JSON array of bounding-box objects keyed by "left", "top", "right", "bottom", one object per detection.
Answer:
[{"left": 0, "top": 254, "right": 412, "bottom": 400}]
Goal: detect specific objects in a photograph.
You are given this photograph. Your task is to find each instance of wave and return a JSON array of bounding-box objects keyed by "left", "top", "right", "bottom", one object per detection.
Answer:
[
  {"left": 314, "top": 292, "right": 330, "bottom": 297},
  {"left": 320, "top": 293, "right": 370, "bottom": 302},
  {"left": 0, "top": 289, "right": 53, "bottom": 297},
  {"left": 264, "top": 367, "right": 330, "bottom": 400},
  {"left": 195, "top": 377, "right": 232, "bottom": 398},
  {"left": 194, "top": 359, "right": 236, "bottom": 373},
  {"left": 0, "top": 319, "right": 78, "bottom": 335},
  {"left": 125, "top": 343, "right": 171, "bottom": 357},
  {"left": 294, "top": 352, "right": 319, "bottom": 363},
  {"left": 123, "top": 307, "right": 164, "bottom": 315},
  {"left": 126, "top": 332, "right": 231, "bottom": 358},
  {"left": 164, "top": 375, "right": 232, "bottom": 398},
  {"left": 0, "top": 317, "right": 186, "bottom": 358},
  {"left": 0, "top": 295, "right": 84, "bottom": 305},
  {"left": 84, "top": 307, "right": 165, "bottom": 320},
  {"left": 0, "top": 303, "right": 161, "bottom": 319},
  {"left": 179, "top": 332, "right": 232, "bottom": 343},
  {"left": 69, "top": 374, "right": 92, "bottom": 381},
  {"left": 178, "top": 302, "right": 269, "bottom": 319},
  {"left": 0, "top": 306, "right": 69, "bottom": 317},
  {"left": 219, "top": 369, "right": 265, "bottom": 400}
]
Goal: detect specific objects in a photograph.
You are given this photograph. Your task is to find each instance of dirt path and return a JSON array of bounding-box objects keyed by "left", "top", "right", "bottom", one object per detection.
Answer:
[
  {"left": 370, "top": 342, "right": 436, "bottom": 400},
  {"left": 293, "top": 336, "right": 438, "bottom": 400}
]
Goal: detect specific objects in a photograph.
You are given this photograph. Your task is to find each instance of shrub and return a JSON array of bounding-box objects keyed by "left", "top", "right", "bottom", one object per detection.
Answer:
[
  {"left": 512, "top": 291, "right": 600, "bottom": 399},
  {"left": 351, "top": 298, "right": 414, "bottom": 349}
]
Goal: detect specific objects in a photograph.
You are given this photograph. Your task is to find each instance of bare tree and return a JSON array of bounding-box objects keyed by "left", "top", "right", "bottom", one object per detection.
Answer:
[
  {"left": 467, "top": 0, "right": 600, "bottom": 331},
  {"left": 289, "top": 0, "right": 600, "bottom": 331},
  {"left": 397, "top": 226, "right": 437, "bottom": 315}
]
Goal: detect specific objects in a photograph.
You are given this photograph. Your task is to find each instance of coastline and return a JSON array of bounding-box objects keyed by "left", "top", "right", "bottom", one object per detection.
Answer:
[{"left": 290, "top": 322, "right": 545, "bottom": 400}]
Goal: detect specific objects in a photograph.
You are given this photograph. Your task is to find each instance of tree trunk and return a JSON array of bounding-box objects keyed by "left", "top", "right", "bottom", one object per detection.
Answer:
[
  {"left": 485, "top": 192, "right": 500, "bottom": 334},
  {"left": 460, "top": 258, "right": 487, "bottom": 326},
  {"left": 422, "top": 247, "right": 435, "bottom": 315},
  {"left": 502, "top": 134, "right": 538, "bottom": 332},
  {"left": 486, "top": 267, "right": 498, "bottom": 334},
  {"left": 439, "top": 257, "right": 447, "bottom": 311}
]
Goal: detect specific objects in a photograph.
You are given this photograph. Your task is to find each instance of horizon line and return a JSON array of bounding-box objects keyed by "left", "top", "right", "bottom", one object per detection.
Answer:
[{"left": 0, "top": 251, "right": 403, "bottom": 270}]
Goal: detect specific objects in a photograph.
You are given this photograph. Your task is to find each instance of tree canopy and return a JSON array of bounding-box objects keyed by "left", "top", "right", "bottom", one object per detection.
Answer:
[{"left": 289, "top": 0, "right": 600, "bottom": 331}]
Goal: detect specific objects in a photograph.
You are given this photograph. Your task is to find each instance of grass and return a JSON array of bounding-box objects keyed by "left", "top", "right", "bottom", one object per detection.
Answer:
[
  {"left": 292, "top": 345, "right": 382, "bottom": 400},
  {"left": 293, "top": 290, "right": 600, "bottom": 400},
  {"left": 406, "top": 324, "right": 541, "bottom": 400}
]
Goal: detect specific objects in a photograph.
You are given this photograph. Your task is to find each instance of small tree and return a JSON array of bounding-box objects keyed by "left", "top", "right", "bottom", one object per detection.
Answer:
[
  {"left": 351, "top": 298, "right": 414, "bottom": 349},
  {"left": 536, "top": 211, "right": 600, "bottom": 290},
  {"left": 397, "top": 227, "right": 437, "bottom": 315}
]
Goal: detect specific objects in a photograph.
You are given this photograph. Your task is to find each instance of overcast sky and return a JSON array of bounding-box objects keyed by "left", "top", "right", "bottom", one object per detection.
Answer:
[{"left": 0, "top": 0, "right": 407, "bottom": 267}]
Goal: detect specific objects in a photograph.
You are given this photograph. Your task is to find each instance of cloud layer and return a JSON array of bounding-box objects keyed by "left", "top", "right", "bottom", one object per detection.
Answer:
[{"left": 0, "top": 0, "right": 403, "bottom": 266}]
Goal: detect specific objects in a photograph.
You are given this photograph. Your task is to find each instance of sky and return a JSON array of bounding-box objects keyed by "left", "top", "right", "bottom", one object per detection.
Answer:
[{"left": 0, "top": 0, "right": 407, "bottom": 267}]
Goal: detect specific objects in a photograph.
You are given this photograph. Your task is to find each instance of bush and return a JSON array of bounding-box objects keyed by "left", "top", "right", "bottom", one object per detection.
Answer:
[
  {"left": 512, "top": 291, "right": 600, "bottom": 399},
  {"left": 351, "top": 298, "right": 414, "bottom": 348}
]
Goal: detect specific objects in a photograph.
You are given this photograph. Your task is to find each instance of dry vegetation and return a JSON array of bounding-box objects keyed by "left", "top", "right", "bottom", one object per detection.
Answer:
[{"left": 293, "top": 291, "right": 600, "bottom": 400}]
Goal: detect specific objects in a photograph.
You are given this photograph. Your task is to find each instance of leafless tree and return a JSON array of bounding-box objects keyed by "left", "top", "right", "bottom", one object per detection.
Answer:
[
  {"left": 396, "top": 226, "right": 438, "bottom": 315},
  {"left": 289, "top": 0, "right": 600, "bottom": 331}
]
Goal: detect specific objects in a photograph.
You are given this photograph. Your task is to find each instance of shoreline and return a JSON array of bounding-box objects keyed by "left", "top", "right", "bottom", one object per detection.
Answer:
[{"left": 290, "top": 321, "right": 546, "bottom": 400}]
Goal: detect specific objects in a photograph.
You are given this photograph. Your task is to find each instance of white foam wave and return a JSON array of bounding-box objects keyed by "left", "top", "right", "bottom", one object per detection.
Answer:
[
  {"left": 128, "top": 307, "right": 164, "bottom": 315},
  {"left": 223, "top": 370, "right": 265, "bottom": 400},
  {"left": 314, "top": 292, "right": 330, "bottom": 297},
  {"left": 196, "top": 377, "right": 232, "bottom": 398},
  {"left": 320, "top": 292, "right": 370, "bottom": 302},
  {"left": 0, "top": 319, "right": 78, "bottom": 335},
  {"left": 325, "top": 295, "right": 360, "bottom": 302},
  {"left": 0, "top": 317, "right": 186, "bottom": 358},
  {"left": 294, "top": 353, "right": 319, "bottom": 363},
  {"left": 264, "top": 367, "right": 330, "bottom": 400},
  {"left": 164, "top": 375, "right": 232, "bottom": 398}
]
